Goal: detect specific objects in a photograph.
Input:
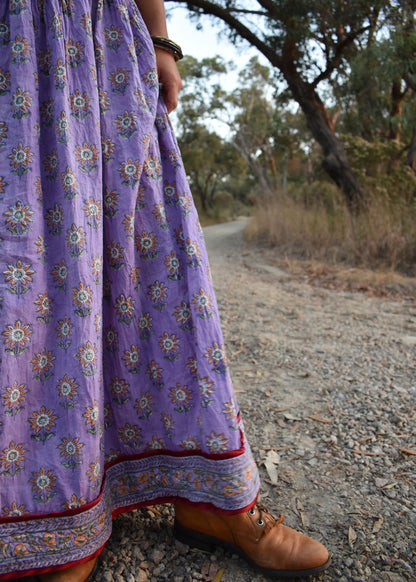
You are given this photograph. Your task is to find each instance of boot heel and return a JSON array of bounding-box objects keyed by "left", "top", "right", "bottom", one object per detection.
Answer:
[{"left": 173, "top": 519, "right": 217, "bottom": 553}]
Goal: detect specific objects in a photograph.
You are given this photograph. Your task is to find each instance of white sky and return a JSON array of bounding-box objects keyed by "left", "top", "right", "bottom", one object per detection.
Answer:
[{"left": 166, "top": 6, "right": 240, "bottom": 61}]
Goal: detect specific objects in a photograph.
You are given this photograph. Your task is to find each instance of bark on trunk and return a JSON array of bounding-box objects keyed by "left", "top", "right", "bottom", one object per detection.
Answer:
[
  {"left": 232, "top": 135, "right": 274, "bottom": 197},
  {"left": 389, "top": 81, "right": 405, "bottom": 142},
  {"left": 281, "top": 40, "right": 366, "bottom": 214},
  {"left": 193, "top": 170, "right": 208, "bottom": 212},
  {"left": 406, "top": 133, "right": 416, "bottom": 171}
]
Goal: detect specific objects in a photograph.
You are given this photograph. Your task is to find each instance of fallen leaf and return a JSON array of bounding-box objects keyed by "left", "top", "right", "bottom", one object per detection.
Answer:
[
  {"left": 398, "top": 447, "right": 416, "bottom": 456},
  {"left": 357, "top": 508, "right": 381, "bottom": 519},
  {"left": 348, "top": 526, "right": 357, "bottom": 546},
  {"left": 375, "top": 478, "right": 390, "bottom": 488},
  {"left": 283, "top": 412, "right": 302, "bottom": 421},
  {"left": 295, "top": 498, "right": 310, "bottom": 527},
  {"left": 372, "top": 517, "right": 383, "bottom": 533},
  {"left": 267, "top": 449, "right": 281, "bottom": 464},
  {"left": 211, "top": 567, "right": 226, "bottom": 582},
  {"left": 308, "top": 415, "right": 333, "bottom": 424},
  {"left": 300, "top": 511, "right": 310, "bottom": 528},
  {"left": 264, "top": 450, "right": 280, "bottom": 484},
  {"left": 146, "top": 506, "right": 162, "bottom": 517},
  {"left": 278, "top": 472, "right": 293, "bottom": 485}
]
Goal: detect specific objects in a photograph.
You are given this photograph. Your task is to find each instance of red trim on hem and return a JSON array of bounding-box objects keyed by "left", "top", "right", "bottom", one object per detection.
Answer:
[
  {"left": 104, "top": 428, "right": 246, "bottom": 471},
  {"left": 0, "top": 435, "right": 247, "bottom": 527},
  {"left": 0, "top": 482, "right": 105, "bottom": 525},
  {"left": 0, "top": 492, "right": 260, "bottom": 581},
  {"left": 0, "top": 433, "right": 258, "bottom": 579},
  {"left": 0, "top": 545, "right": 105, "bottom": 581},
  {"left": 110, "top": 492, "right": 259, "bottom": 521}
]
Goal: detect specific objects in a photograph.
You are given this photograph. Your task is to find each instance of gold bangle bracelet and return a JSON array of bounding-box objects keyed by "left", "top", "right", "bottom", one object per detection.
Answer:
[{"left": 151, "top": 36, "right": 184, "bottom": 61}]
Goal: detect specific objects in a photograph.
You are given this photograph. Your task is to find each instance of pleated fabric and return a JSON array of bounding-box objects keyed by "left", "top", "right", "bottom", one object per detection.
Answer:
[{"left": 0, "top": 0, "right": 259, "bottom": 578}]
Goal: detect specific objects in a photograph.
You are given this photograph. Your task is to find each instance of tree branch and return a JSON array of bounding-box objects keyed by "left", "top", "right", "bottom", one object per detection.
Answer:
[
  {"left": 255, "top": 0, "right": 284, "bottom": 20},
  {"left": 311, "top": 26, "right": 369, "bottom": 88},
  {"left": 226, "top": 8, "right": 268, "bottom": 16},
  {"left": 166, "top": 0, "right": 283, "bottom": 68}
]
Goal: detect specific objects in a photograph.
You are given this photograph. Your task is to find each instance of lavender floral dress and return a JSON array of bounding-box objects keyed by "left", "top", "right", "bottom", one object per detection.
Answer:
[{"left": 0, "top": 0, "right": 259, "bottom": 578}]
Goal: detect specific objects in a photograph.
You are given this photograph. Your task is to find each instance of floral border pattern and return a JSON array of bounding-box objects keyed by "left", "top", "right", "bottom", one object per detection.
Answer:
[{"left": 0, "top": 446, "right": 259, "bottom": 578}]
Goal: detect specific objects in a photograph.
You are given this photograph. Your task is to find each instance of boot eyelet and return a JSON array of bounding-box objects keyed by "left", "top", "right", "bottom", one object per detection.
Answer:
[
  {"left": 249, "top": 508, "right": 256, "bottom": 516},
  {"left": 257, "top": 519, "right": 264, "bottom": 526}
]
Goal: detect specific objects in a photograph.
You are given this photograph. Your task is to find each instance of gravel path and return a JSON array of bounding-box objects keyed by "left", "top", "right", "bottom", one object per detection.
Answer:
[{"left": 23, "top": 220, "right": 416, "bottom": 582}]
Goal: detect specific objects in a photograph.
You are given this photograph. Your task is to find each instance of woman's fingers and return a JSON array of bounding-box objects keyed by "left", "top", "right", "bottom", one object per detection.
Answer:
[{"left": 155, "top": 49, "right": 182, "bottom": 113}]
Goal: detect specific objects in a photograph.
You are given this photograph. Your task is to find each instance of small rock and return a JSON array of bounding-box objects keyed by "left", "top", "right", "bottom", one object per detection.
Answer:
[
  {"left": 136, "top": 568, "right": 149, "bottom": 582},
  {"left": 150, "top": 548, "right": 164, "bottom": 565},
  {"left": 174, "top": 540, "right": 189, "bottom": 555},
  {"left": 133, "top": 546, "right": 145, "bottom": 561}
]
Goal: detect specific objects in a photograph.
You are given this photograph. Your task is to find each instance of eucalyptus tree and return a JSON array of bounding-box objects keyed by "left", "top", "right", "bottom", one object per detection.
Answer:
[
  {"left": 167, "top": 0, "right": 407, "bottom": 212},
  {"left": 175, "top": 56, "right": 252, "bottom": 211},
  {"left": 334, "top": 1, "right": 416, "bottom": 152}
]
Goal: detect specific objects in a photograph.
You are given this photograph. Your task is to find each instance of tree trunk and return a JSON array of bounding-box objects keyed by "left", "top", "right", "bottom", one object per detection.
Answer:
[
  {"left": 193, "top": 170, "right": 208, "bottom": 212},
  {"left": 389, "top": 81, "right": 406, "bottom": 141},
  {"left": 281, "top": 40, "right": 366, "bottom": 213},
  {"left": 232, "top": 135, "right": 274, "bottom": 197},
  {"left": 262, "top": 138, "right": 279, "bottom": 191},
  {"left": 406, "top": 132, "right": 416, "bottom": 171},
  {"left": 167, "top": 0, "right": 367, "bottom": 211}
]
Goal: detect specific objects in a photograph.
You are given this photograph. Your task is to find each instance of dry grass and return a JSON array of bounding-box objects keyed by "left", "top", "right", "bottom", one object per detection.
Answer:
[
  {"left": 245, "top": 193, "right": 416, "bottom": 298},
  {"left": 279, "top": 258, "right": 416, "bottom": 299},
  {"left": 245, "top": 195, "right": 349, "bottom": 260}
]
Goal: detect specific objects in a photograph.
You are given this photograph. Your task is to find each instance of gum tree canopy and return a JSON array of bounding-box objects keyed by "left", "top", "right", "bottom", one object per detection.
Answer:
[{"left": 166, "top": 0, "right": 412, "bottom": 212}]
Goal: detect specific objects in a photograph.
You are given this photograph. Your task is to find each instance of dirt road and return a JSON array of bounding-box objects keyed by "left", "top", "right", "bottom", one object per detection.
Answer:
[
  {"left": 204, "top": 220, "right": 415, "bottom": 581},
  {"left": 97, "top": 219, "right": 416, "bottom": 582}
]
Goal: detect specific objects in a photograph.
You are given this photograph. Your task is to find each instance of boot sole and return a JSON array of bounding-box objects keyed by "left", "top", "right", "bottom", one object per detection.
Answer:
[{"left": 173, "top": 519, "right": 331, "bottom": 579}]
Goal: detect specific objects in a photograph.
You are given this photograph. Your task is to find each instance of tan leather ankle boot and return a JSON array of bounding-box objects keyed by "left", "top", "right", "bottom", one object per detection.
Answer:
[
  {"left": 37, "top": 556, "right": 98, "bottom": 582},
  {"left": 174, "top": 503, "right": 330, "bottom": 578}
]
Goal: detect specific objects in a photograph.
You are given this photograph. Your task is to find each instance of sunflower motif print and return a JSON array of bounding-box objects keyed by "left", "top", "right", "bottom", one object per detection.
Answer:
[{"left": 0, "top": 1, "right": 259, "bottom": 579}]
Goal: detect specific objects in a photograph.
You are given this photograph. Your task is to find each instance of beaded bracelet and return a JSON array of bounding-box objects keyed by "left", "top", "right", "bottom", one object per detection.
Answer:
[{"left": 151, "top": 36, "right": 184, "bottom": 61}]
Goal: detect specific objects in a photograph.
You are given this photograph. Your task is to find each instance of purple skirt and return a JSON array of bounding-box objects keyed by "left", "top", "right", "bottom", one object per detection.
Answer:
[{"left": 0, "top": 0, "right": 259, "bottom": 578}]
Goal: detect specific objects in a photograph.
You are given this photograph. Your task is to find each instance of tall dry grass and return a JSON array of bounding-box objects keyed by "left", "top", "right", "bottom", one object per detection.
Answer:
[{"left": 245, "top": 190, "right": 416, "bottom": 276}]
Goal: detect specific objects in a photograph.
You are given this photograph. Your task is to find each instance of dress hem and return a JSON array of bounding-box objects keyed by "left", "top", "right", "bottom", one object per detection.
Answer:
[{"left": 0, "top": 447, "right": 259, "bottom": 578}]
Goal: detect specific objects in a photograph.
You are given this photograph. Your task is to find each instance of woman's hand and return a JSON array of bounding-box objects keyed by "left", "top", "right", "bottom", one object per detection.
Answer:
[
  {"left": 155, "top": 48, "right": 182, "bottom": 114},
  {"left": 134, "top": 0, "right": 182, "bottom": 112}
]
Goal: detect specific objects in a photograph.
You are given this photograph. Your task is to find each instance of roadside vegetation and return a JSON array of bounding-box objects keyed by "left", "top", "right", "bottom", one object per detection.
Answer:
[
  {"left": 245, "top": 139, "right": 416, "bottom": 276},
  {"left": 171, "top": 1, "right": 416, "bottom": 277}
]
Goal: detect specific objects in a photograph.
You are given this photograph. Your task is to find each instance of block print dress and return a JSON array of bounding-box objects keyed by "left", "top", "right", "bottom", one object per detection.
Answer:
[{"left": 0, "top": 0, "right": 259, "bottom": 578}]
